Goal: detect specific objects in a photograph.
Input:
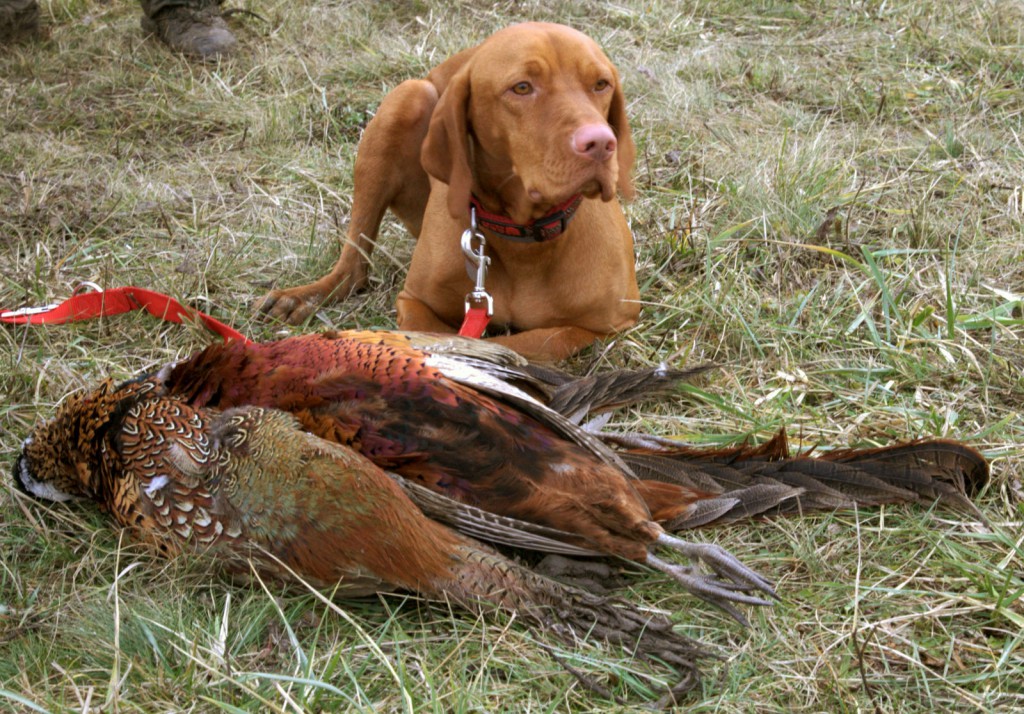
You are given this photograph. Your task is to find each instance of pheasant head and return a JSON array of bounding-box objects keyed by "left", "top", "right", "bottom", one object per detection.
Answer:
[{"left": 13, "top": 377, "right": 154, "bottom": 505}]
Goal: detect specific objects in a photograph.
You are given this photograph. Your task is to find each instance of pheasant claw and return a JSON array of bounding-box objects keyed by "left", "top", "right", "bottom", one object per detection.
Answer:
[{"left": 648, "top": 533, "right": 777, "bottom": 624}]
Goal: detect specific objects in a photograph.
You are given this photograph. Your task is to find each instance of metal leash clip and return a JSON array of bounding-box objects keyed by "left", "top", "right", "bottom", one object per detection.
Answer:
[
  {"left": 461, "top": 207, "right": 493, "bottom": 317},
  {"left": 0, "top": 302, "right": 61, "bottom": 318}
]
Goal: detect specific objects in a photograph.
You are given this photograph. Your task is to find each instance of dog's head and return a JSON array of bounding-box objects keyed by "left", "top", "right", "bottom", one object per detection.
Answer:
[{"left": 421, "top": 22, "right": 635, "bottom": 225}]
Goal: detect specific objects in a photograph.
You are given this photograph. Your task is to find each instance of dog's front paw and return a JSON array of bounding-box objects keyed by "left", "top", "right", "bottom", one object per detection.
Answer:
[{"left": 255, "top": 288, "right": 322, "bottom": 324}]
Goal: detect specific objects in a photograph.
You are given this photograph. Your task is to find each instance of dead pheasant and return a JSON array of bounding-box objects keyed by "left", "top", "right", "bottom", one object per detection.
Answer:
[
  {"left": 13, "top": 378, "right": 705, "bottom": 701},
  {"left": 147, "top": 330, "right": 987, "bottom": 620}
]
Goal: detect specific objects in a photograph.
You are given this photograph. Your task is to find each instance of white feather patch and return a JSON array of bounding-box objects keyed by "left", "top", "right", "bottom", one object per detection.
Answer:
[
  {"left": 426, "top": 354, "right": 542, "bottom": 405},
  {"left": 17, "top": 460, "right": 75, "bottom": 502},
  {"left": 144, "top": 475, "right": 170, "bottom": 498}
]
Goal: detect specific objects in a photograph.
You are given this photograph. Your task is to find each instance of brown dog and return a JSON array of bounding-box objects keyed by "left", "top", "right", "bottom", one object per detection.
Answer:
[{"left": 258, "top": 22, "right": 639, "bottom": 361}]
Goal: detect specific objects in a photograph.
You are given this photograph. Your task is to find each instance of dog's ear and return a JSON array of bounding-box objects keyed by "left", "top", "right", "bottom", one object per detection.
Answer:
[
  {"left": 421, "top": 67, "right": 473, "bottom": 221},
  {"left": 608, "top": 71, "right": 636, "bottom": 201}
]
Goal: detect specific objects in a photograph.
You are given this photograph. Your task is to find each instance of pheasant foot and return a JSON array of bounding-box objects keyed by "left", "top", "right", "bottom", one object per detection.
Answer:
[{"left": 648, "top": 532, "right": 777, "bottom": 625}]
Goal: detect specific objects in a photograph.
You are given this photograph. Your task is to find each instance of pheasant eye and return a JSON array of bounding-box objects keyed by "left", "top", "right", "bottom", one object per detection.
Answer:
[{"left": 511, "top": 81, "right": 533, "bottom": 96}]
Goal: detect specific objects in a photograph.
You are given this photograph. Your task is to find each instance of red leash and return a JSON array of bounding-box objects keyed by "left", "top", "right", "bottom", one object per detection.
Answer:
[
  {"left": 0, "top": 285, "right": 251, "bottom": 344},
  {"left": 458, "top": 298, "right": 492, "bottom": 338}
]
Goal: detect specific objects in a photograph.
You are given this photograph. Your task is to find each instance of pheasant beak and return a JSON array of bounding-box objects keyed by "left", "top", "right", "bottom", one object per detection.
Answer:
[{"left": 12, "top": 442, "right": 78, "bottom": 503}]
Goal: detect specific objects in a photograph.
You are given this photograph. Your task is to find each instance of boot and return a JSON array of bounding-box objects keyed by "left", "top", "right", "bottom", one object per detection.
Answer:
[
  {"left": 141, "top": 3, "right": 236, "bottom": 61},
  {"left": 0, "top": 0, "right": 39, "bottom": 44}
]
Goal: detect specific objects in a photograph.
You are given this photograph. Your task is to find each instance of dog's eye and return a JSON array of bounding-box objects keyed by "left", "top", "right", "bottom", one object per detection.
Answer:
[
  {"left": 510, "top": 82, "right": 533, "bottom": 96},
  {"left": 594, "top": 79, "right": 611, "bottom": 92}
]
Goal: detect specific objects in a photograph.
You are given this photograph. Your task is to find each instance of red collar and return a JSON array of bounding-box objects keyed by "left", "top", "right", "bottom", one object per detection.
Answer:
[{"left": 469, "top": 194, "right": 583, "bottom": 242}]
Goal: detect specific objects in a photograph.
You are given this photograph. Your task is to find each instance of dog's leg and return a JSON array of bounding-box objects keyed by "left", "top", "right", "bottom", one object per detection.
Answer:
[
  {"left": 395, "top": 292, "right": 461, "bottom": 334},
  {"left": 258, "top": 80, "right": 439, "bottom": 324},
  {"left": 489, "top": 326, "right": 606, "bottom": 363}
]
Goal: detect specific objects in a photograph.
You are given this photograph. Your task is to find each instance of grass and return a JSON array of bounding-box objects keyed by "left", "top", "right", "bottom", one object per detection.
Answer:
[{"left": 1, "top": 0, "right": 1022, "bottom": 710}]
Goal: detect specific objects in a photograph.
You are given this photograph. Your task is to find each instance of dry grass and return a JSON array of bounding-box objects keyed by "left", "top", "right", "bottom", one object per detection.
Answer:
[{"left": 1, "top": 0, "right": 1022, "bottom": 711}]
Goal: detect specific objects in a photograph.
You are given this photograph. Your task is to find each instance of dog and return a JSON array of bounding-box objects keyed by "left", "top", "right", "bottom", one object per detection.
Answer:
[{"left": 258, "top": 22, "right": 640, "bottom": 361}]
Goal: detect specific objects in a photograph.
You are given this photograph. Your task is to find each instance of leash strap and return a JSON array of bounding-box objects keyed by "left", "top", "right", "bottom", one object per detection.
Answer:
[
  {"left": 458, "top": 301, "right": 492, "bottom": 338},
  {"left": 0, "top": 285, "right": 252, "bottom": 344}
]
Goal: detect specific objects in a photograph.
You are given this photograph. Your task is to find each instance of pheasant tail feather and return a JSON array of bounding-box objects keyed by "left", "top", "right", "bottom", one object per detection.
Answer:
[{"left": 624, "top": 430, "right": 988, "bottom": 528}]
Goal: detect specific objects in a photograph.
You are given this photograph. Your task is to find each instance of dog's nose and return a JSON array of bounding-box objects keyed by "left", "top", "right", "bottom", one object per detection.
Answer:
[{"left": 572, "top": 124, "right": 617, "bottom": 162}]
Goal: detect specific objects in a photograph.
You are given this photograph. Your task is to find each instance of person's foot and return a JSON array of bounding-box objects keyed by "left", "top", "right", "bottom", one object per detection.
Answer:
[
  {"left": 0, "top": 0, "right": 40, "bottom": 44},
  {"left": 141, "top": 4, "right": 236, "bottom": 61}
]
